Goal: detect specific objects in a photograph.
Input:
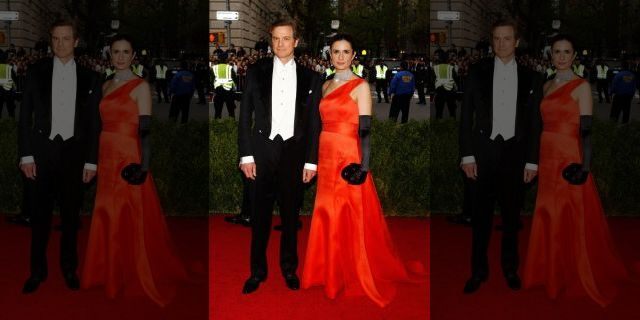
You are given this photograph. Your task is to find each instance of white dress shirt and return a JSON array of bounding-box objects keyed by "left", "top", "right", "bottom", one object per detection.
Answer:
[
  {"left": 461, "top": 57, "right": 537, "bottom": 171},
  {"left": 240, "top": 57, "right": 316, "bottom": 171},
  {"left": 21, "top": 57, "right": 96, "bottom": 170}
]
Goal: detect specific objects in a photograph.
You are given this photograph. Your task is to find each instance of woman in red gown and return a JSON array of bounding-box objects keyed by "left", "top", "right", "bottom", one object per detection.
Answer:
[
  {"left": 523, "top": 34, "right": 629, "bottom": 307},
  {"left": 301, "top": 34, "right": 423, "bottom": 307},
  {"left": 81, "top": 35, "right": 187, "bottom": 306}
]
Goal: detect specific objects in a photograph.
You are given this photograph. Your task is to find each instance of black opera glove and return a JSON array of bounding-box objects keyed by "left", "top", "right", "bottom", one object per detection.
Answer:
[
  {"left": 341, "top": 163, "right": 368, "bottom": 185},
  {"left": 121, "top": 163, "right": 148, "bottom": 185},
  {"left": 562, "top": 163, "right": 589, "bottom": 185},
  {"left": 562, "top": 115, "right": 593, "bottom": 185}
]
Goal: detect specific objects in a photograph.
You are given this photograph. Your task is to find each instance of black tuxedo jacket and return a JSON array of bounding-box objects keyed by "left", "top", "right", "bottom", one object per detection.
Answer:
[
  {"left": 459, "top": 57, "right": 542, "bottom": 165},
  {"left": 18, "top": 57, "right": 102, "bottom": 164},
  {"left": 238, "top": 58, "right": 322, "bottom": 164}
]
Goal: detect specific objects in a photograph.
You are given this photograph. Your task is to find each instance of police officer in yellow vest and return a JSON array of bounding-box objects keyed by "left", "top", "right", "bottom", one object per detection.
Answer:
[
  {"left": 0, "top": 60, "right": 17, "bottom": 119},
  {"left": 595, "top": 59, "right": 610, "bottom": 103},
  {"left": 545, "top": 65, "right": 556, "bottom": 80},
  {"left": 325, "top": 65, "right": 335, "bottom": 79},
  {"left": 572, "top": 59, "right": 585, "bottom": 78},
  {"left": 104, "top": 66, "right": 115, "bottom": 79},
  {"left": 153, "top": 60, "right": 169, "bottom": 103},
  {"left": 433, "top": 57, "right": 457, "bottom": 119},
  {"left": 131, "top": 58, "right": 144, "bottom": 78},
  {"left": 351, "top": 58, "right": 364, "bottom": 78},
  {"left": 374, "top": 60, "right": 389, "bottom": 103},
  {"left": 211, "top": 58, "right": 237, "bottom": 119}
]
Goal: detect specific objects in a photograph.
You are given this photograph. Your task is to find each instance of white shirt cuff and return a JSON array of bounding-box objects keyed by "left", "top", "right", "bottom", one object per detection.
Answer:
[
  {"left": 525, "top": 163, "right": 538, "bottom": 171},
  {"left": 84, "top": 163, "right": 97, "bottom": 171},
  {"left": 304, "top": 163, "right": 317, "bottom": 171},
  {"left": 20, "top": 156, "right": 35, "bottom": 165},
  {"left": 240, "top": 156, "right": 255, "bottom": 164},
  {"left": 461, "top": 156, "right": 476, "bottom": 165}
]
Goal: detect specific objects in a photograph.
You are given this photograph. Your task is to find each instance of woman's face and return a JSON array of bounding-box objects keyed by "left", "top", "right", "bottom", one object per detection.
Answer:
[
  {"left": 330, "top": 40, "right": 355, "bottom": 71},
  {"left": 551, "top": 40, "right": 576, "bottom": 71},
  {"left": 110, "top": 39, "right": 135, "bottom": 71}
]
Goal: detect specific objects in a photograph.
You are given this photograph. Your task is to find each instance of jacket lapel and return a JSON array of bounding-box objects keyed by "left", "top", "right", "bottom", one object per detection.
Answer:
[
  {"left": 293, "top": 63, "right": 306, "bottom": 136},
  {"left": 43, "top": 59, "right": 54, "bottom": 122},
  {"left": 74, "top": 64, "right": 87, "bottom": 135},
  {"left": 262, "top": 60, "right": 273, "bottom": 126},
  {"left": 486, "top": 59, "right": 495, "bottom": 123},
  {"left": 515, "top": 64, "right": 528, "bottom": 137}
]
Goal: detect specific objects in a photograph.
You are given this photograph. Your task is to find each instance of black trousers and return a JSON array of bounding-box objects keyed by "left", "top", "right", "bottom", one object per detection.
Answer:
[
  {"left": 155, "top": 79, "right": 168, "bottom": 103},
  {"left": 213, "top": 87, "right": 236, "bottom": 119},
  {"left": 0, "top": 88, "right": 16, "bottom": 118},
  {"left": 169, "top": 93, "right": 192, "bottom": 123},
  {"left": 250, "top": 134, "right": 305, "bottom": 278},
  {"left": 30, "top": 135, "right": 84, "bottom": 277},
  {"left": 462, "top": 171, "right": 476, "bottom": 219},
  {"left": 240, "top": 174, "right": 255, "bottom": 219},
  {"left": 416, "top": 81, "right": 426, "bottom": 103},
  {"left": 596, "top": 79, "right": 610, "bottom": 102},
  {"left": 610, "top": 94, "right": 632, "bottom": 124},
  {"left": 389, "top": 93, "right": 412, "bottom": 123},
  {"left": 196, "top": 81, "right": 207, "bottom": 104},
  {"left": 470, "top": 136, "right": 525, "bottom": 278},
  {"left": 435, "top": 87, "right": 457, "bottom": 119},
  {"left": 375, "top": 79, "right": 388, "bottom": 102}
]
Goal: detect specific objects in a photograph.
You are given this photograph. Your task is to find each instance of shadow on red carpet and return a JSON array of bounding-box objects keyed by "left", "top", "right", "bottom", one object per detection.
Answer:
[
  {"left": 431, "top": 215, "right": 640, "bottom": 320},
  {"left": 209, "top": 215, "right": 429, "bottom": 320},
  {"left": 0, "top": 215, "right": 208, "bottom": 320}
]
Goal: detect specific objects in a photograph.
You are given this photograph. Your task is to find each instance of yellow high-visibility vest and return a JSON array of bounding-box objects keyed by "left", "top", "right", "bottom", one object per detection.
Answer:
[
  {"left": 0, "top": 64, "right": 13, "bottom": 90},
  {"left": 352, "top": 64, "right": 364, "bottom": 77},
  {"left": 596, "top": 65, "right": 608, "bottom": 79},
  {"left": 546, "top": 68, "right": 556, "bottom": 78},
  {"left": 132, "top": 64, "right": 144, "bottom": 77},
  {"left": 375, "top": 65, "right": 388, "bottom": 79},
  {"left": 104, "top": 67, "right": 115, "bottom": 79},
  {"left": 325, "top": 68, "right": 335, "bottom": 77},
  {"left": 435, "top": 64, "right": 454, "bottom": 91},
  {"left": 155, "top": 65, "right": 168, "bottom": 79},
  {"left": 212, "top": 64, "right": 234, "bottom": 90},
  {"left": 573, "top": 64, "right": 585, "bottom": 77}
]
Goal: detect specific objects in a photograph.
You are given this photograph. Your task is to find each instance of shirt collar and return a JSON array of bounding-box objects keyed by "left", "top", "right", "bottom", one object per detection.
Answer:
[
  {"left": 494, "top": 56, "right": 516, "bottom": 69},
  {"left": 53, "top": 56, "right": 76, "bottom": 69},
  {"left": 273, "top": 56, "right": 296, "bottom": 71}
]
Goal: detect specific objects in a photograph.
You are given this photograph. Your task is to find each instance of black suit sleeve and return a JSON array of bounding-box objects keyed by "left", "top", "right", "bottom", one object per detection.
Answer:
[
  {"left": 85, "top": 71, "right": 102, "bottom": 165},
  {"left": 18, "top": 64, "right": 38, "bottom": 159},
  {"left": 238, "top": 64, "right": 257, "bottom": 159},
  {"left": 526, "top": 72, "right": 543, "bottom": 165},
  {"left": 459, "top": 64, "right": 478, "bottom": 160},
  {"left": 305, "top": 72, "right": 323, "bottom": 165}
]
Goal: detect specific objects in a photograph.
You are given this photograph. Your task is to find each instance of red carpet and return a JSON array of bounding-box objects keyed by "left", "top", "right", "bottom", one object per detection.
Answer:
[
  {"left": 431, "top": 215, "right": 640, "bottom": 320},
  {"left": 209, "top": 215, "right": 429, "bottom": 320},
  {"left": 0, "top": 215, "right": 208, "bottom": 320}
]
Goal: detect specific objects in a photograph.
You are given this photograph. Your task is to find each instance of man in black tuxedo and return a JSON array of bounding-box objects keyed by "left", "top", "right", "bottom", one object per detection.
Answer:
[
  {"left": 18, "top": 20, "right": 102, "bottom": 293},
  {"left": 459, "top": 19, "right": 542, "bottom": 294},
  {"left": 238, "top": 19, "right": 321, "bottom": 294}
]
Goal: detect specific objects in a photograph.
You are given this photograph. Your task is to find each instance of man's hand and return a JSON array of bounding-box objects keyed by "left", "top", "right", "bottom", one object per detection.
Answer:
[
  {"left": 20, "top": 163, "right": 37, "bottom": 180},
  {"left": 83, "top": 169, "right": 97, "bottom": 183},
  {"left": 524, "top": 168, "right": 537, "bottom": 183},
  {"left": 461, "top": 163, "right": 477, "bottom": 180},
  {"left": 302, "top": 169, "right": 316, "bottom": 183},
  {"left": 240, "top": 162, "right": 257, "bottom": 180}
]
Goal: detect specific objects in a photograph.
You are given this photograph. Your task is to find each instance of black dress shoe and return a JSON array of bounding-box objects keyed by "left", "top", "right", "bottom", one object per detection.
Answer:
[
  {"left": 224, "top": 215, "right": 251, "bottom": 227},
  {"left": 284, "top": 273, "right": 300, "bottom": 290},
  {"left": 463, "top": 274, "right": 488, "bottom": 294},
  {"left": 504, "top": 272, "right": 521, "bottom": 290},
  {"left": 22, "top": 275, "right": 46, "bottom": 294},
  {"left": 63, "top": 272, "right": 80, "bottom": 290},
  {"left": 242, "top": 276, "right": 264, "bottom": 294},
  {"left": 274, "top": 220, "right": 302, "bottom": 231},
  {"left": 6, "top": 214, "right": 31, "bottom": 227}
]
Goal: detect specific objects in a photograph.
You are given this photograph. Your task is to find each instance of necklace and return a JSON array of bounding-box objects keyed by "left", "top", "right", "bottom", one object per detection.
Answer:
[
  {"left": 113, "top": 69, "right": 136, "bottom": 82},
  {"left": 334, "top": 70, "right": 352, "bottom": 82},
  {"left": 554, "top": 70, "right": 574, "bottom": 83}
]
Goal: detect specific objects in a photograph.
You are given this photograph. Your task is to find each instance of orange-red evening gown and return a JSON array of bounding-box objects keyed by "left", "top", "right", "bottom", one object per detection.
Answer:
[
  {"left": 81, "top": 78, "right": 187, "bottom": 306},
  {"left": 301, "top": 78, "right": 422, "bottom": 307},
  {"left": 523, "top": 78, "right": 629, "bottom": 307}
]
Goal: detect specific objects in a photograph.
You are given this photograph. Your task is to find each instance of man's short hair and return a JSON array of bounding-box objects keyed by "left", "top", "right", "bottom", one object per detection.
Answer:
[
  {"left": 50, "top": 19, "right": 79, "bottom": 39},
  {"left": 491, "top": 18, "right": 519, "bottom": 40},
  {"left": 269, "top": 19, "right": 299, "bottom": 39}
]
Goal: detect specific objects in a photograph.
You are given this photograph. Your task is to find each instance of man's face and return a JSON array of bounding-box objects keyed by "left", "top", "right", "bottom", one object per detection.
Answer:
[
  {"left": 51, "top": 26, "right": 78, "bottom": 61},
  {"left": 491, "top": 26, "right": 518, "bottom": 61},
  {"left": 271, "top": 26, "right": 298, "bottom": 60}
]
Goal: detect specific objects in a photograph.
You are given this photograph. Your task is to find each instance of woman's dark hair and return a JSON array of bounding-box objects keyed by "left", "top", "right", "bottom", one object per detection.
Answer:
[
  {"left": 549, "top": 34, "right": 576, "bottom": 52},
  {"left": 328, "top": 33, "right": 355, "bottom": 50},
  {"left": 109, "top": 34, "right": 136, "bottom": 52}
]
